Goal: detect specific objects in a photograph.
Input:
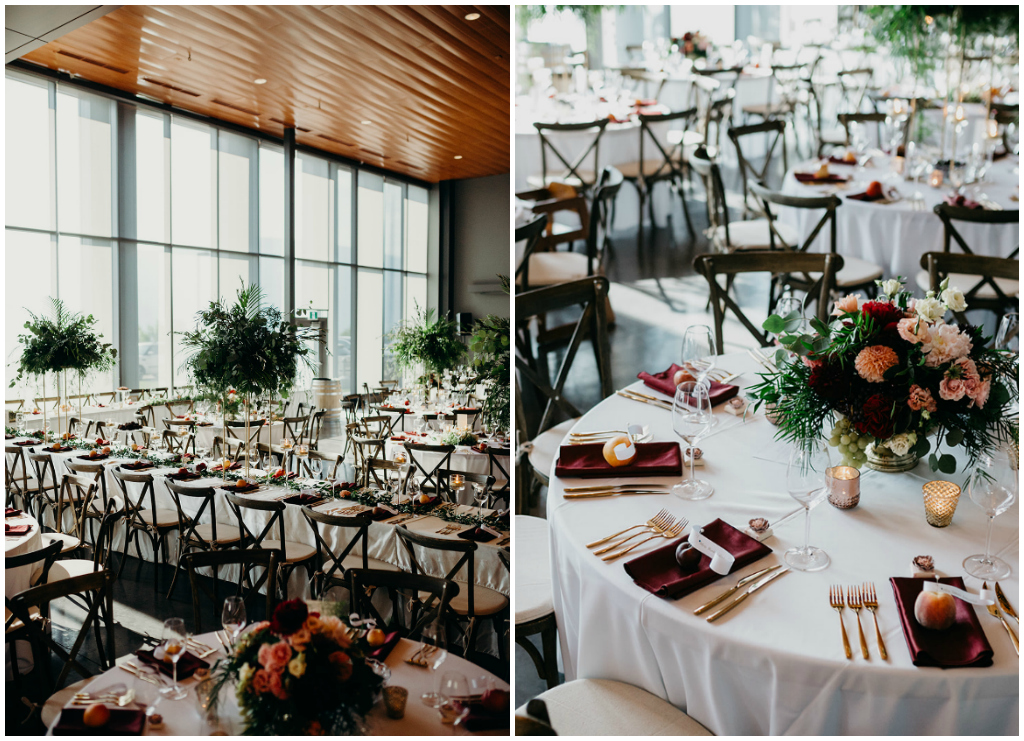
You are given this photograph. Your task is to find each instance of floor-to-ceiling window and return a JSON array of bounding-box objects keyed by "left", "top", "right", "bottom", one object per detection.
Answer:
[{"left": 5, "top": 68, "right": 433, "bottom": 399}]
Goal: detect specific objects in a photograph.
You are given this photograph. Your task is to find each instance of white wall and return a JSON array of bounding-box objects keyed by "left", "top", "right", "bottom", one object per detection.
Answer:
[{"left": 449, "top": 174, "right": 510, "bottom": 323}]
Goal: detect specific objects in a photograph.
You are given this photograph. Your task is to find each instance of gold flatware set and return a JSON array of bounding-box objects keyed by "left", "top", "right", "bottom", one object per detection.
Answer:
[
  {"left": 585, "top": 509, "right": 687, "bottom": 561},
  {"left": 830, "top": 584, "right": 887, "bottom": 660},
  {"left": 405, "top": 643, "right": 440, "bottom": 667},
  {"left": 706, "top": 567, "right": 789, "bottom": 622},
  {"left": 983, "top": 582, "right": 1019, "bottom": 655},
  {"left": 694, "top": 565, "right": 781, "bottom": 615},
  {"left": 600, "top": 516, "right": 687, "bottom": 562},
  {"left": 564, "top": 483, "right": 668, "bottom": 499},
  {"left": 616, "top": 389, "right": 673, "bottom": 411}
]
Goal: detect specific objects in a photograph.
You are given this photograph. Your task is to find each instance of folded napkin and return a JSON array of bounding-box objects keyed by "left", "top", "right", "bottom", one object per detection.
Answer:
[
  {"left": 367, "top": 631, "right": 401, "bottom": 660},
  {"left": 122, "top": 461, "right": 154, "bottom": 471},
  {"left": 390, "top": 436, "right": 407, "bottom": 442},
  {"left": 472, "top": 443, "right": 490, "bottom": 454},
  {"left": 168, "top": 471, "right": 202, "bottom": 482},
  {"left": 135, "top": 648, "right": 209, "bottom": 679},
  {"left": 638, "top": 364, "right": 739, "bottom": 406},
  {"left": 6, "top": 507, "right": 22, "bottom": 517},
  {"left": 333, "top": 481, "right": 359, "bottom": 491},
  {"left": 459, "top": 691, "right": 511, "bottom": 732},
  {"left": 944, "top": 193, "right": 983, "bottom": 210},
  {"left": 14, "top": 440, "right": 36, "bottom": 446},
  {"left": 211, "top": 462, "right": 242, "bottom": 472},
  {"left": 794, "top": 172, "right": 849, "bottom": 183},
  {"left": 281, "top": 493, "right": 323, "bottom": 506},
  {"left": 53, "top": 707, "right": 146, "bottom": 736},
  {"left": 828, "top": 155, "right": 857, "bottom": 165},
  {"left": 220, "top": 481, "right": 258, "bottom": 493},
  {"left": 554, "top": 442, "right": 683, "bottom": 479},
  {"left": 623, "top": 518, "right": 772, "bottom": 599},
  {"left": 42, "top": 446, "right": 68, "bottom": 453},
  {"left": 847, "top": 190, "right": 886, "bottom": 202},
  {"left": 5, "top": 523, "right": 32, "bottom": 536},
  {"left": 370, "top": 506, "right": 401, "bottom": 521},
  {"left": 4, "top": 435, "right": 12, "bottom": 440},
  {"left": 411, "top": 495, "right": 441, "bottom": 508},
  {"left": 457, "top": 525, "right": 502, "bottom": 543},
  {"left": 889, "top": 576, "right": 994, "bottom": 668},
  {"left": 77, "top": 454, "right": 109, "bottom": 461}
]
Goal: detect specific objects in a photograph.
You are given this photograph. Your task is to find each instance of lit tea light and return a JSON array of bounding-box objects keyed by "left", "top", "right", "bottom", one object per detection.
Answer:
[
  {"left": 280, "top": 437, "right": 293, "bottom": 450},
  {"left": 929, "top": 169, "right": 944, "bottom": 188},
  {"left": 987, "top": 119, "right": 1000, "bottom": 139},
  {"left": 827, "top": 465, "right": 861, "bottom": 509},
  {"left": 451, "top": 473, "right": 465, "bottom": 489},
  {"left": 891, "top": 156, "right": 905, "bottom": 175},
  {"left": 297, "top": 444, "right": 309, "bottom": 457},
  {"left": 954, "top": 105, "right": 966, "bottom": 123}
]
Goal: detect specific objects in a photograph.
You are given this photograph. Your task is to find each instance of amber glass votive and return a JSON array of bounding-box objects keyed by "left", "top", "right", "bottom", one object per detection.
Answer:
[
  {"left": 383, "top": 686, "right": 408, "bottom": 719},
  {"left": 450, "top": 473, "right": 465, "bottom": 489},
  {"left": 923, "top": 480, "right": 961, "bottom": 527},
  {"left": 827, "top": 466, "right": 861, "bottom": 509}
]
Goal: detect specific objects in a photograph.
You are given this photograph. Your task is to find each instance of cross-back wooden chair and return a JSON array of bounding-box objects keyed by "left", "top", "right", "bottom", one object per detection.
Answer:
[
  {"left": 292, "top": 449, "right": 343, "bottom": 480},
  {"left": 165, "top": 398, "right": 194, "bottom": 417},
  {"left": 64, "top": 460, "right": 119, "bottom": 540},
  {"left": 513, "top": 215, "right": 550, "bottom": 291},
  {"left": 5, "top": 444, "right": 37, "bottom": 512},
  {"left": 728, "top": 120, "right": 788, "bottom": 215},
  {"left": 226, "top": 419, "right": 265, "bottom": 450},
  {"left": 6, "top": 398, "right": 25, "bottom": 411},
  {"left": 530, "top": 118, "right": 610, "bottom": 194},
  {"left": 748, "top": 180, "right": 882, "bottom": 302},
  {"left": 991, "top": 102, "right": 1019, "bottom": 153},
  {"left": 211, "top": 435, "right": 246, "bottom": 462},
  {"left": 184, "top": 549, "right": 278, "bottom": 634},
  {"left": 485, "top": 446, "right": 511, "bottom": 505},
  {"left": 111, "top": 467, "right": 183, "bottom": 591},
  {"left": 93, "top": 391, "right": 116, "bottom": 405},
  {"left": 224, "top": 493, "right": 317, "bottom": 601},
  {"left": 921, "top": 252, "right": 1019, "bottom": 325},
  {"left": 26, "top": 451, "right": 63, "bottom": 534},
  {"left": 4, "top": 538, "right": 63, "bottom": 692},
  {"left": 128, "top": 389, "right": 146, "bottom": 403},
  {"left": 53, "top": 472, "right": 106, "bottom": 551},
  {"left": 342, "top": 394, "right": 361, "bottom": 425},
  {"left": 67, "top": 417, "right": 96, "bottom": 440},
  {"left": 361, "top": 414, "right": 397, "bottom": 438},
  {"left": 135, "top": 404, "right": 157, "bottom": 428},
  {"left": 351, "top": 436, "right": 386, "bottom": 482},
  {"left": 163, "top": 479, "right": 242, "bottom": 598},
  {"left": 161, "top": 427, "right": 196, "bottom": 457},
  {"left": 34, "top": 396, "right": 61, "bottom": 410},
  {"left": 395, "top": 526, "right": 509, "bottom": 658},
  {"left": 688, "top": 74, "right": 736, "bottom": 151},
  {"left": 307, "top": 410, "right": 327, "bottom": 449},
  {"left": 403, "top": 442, "right": 455, "bottom": 496},
  {"left": 278, "top": 415, "right": 310, "bottom": 447},
  {"left": 301, "top": 507, "right": 400, "bottom": 599},
  {"left": 347, "top": 568, "right": 456, "bottom": 642},
  {"left": 695, "top": 252, "right": 842, "bottom": 354},
  {"left": 366, "top": 458, "right": 402, "bottom": 490}
]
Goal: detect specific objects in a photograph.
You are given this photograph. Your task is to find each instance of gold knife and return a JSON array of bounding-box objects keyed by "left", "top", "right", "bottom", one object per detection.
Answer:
[
  {"left": 984, "top": 582, "right": 1019, "bottom": 655},
  {"left": 707, "top": 568, "right": 789, "bottom": 623},
  {"left": 616, "top": 391, "right": 672, "bottom": 411},
  {"left": 694, "top": 565, "right": 781, "bottom": 615},
  {"left": 995, "top": 582, "right": 1018, "bottom": 624},
  {"left": 565, "top": 484, "right": 669, "bottom": 492},
  {"left": 564, "top": 489, "right": 668, "bottom": 499}
]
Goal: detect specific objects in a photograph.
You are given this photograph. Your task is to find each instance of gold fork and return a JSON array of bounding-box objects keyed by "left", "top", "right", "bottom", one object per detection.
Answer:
[
  {"left": 602, "top": 517, "right": 688, "bottom": 561},
  {"left": 829, "top": 585, "right": 852, "bottom": 659},
  {"left": 847, "top": 585, "right": 870, "bottom": 659},
  {"left": 592, "top": 511, "right": 674, "bottom": 555},
  {"left": 861, "top": 582, "right": 888, "bottom": 660},
  {"left": 586, "top": 508, "right": 671, "bottom": 548}
]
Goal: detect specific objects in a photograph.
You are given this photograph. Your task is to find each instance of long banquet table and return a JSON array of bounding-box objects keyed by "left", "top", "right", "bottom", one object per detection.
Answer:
[
  {"left": 546, "top": 351, "right": 1018, "bottom": 735},
  {"left": 45, "top": 632, "right": 509, "bottom": 736}
]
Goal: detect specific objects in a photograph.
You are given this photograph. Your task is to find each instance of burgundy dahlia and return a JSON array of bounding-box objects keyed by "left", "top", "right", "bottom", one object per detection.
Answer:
[
  {"left": 861, "top": 301, "right": 905, "bottom": 330},
  {"left": 270, "top": 599, "right": 308, "bottom": 636},
  {"left": 853, "top": 393, "right": 896, "bottom": 440},
  {"left": 808, "top": 361, "right": 850, "bottom": 401}
]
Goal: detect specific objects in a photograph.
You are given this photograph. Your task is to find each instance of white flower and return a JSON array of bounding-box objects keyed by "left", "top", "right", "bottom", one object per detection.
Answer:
[
  {"left": 288, "top": 653, "right": 306, "bottom": 678},
  {"left": 915, "top": 296, "right": 945, "bottom": 323},
  {"left": 877, "top": 278, "right": 904, "bottom": 297},
  {"left": 940, "top": 286, "right": 967, "bottom": 313},
  {"left": 885, "top": 432, "right": 916, "bottom": 456},
  {"left": 921, "top": 410, "right": 931, "bottom": 421}
]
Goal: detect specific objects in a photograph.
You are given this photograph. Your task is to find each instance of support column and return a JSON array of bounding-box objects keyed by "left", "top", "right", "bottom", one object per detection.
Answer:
[{"left": 283, "top": 127, "right": 296, "bottom": 316}]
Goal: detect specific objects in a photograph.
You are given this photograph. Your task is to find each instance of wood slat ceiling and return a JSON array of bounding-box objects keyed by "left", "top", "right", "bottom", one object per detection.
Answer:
[{"left": 19, "top": 4, "right": 510, "bottom": 182}]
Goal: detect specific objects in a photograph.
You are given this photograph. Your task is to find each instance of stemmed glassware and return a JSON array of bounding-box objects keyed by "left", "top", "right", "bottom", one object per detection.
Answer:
[
  {"left": 681, "top": 325, "right": 717, "bottom": 390},
  {"left": 671, "top": 382, "right": 714, "bottom": 501},
  {"left": 309, "top": 455, "right": 323, "bottom": 481},
  {"left": 784, "top": 445, "right": 832, "bottom": 572},
  {"left": 963, "top": 449, "right": 1017, "bottom": 580},
  {"left": 160, "top": 617, "right": 189, "bottom": 700},
  {"left": 437, "top": 671, "right": 471, "bottom": 732},
  {"left": 850, "top": 122, "right": 870, "bottom": 172},
  {"left": 419, "top": 621, "right": 449, "bottom": 707},
  {"left": 221, "top": 596, "right": 246, "bottom": 644},
  {"left": 948, "top": 162, "right": 966, "bottom": 195},
  {"left": 995, "top": 312, "right": 1019, "bottom": 353}
]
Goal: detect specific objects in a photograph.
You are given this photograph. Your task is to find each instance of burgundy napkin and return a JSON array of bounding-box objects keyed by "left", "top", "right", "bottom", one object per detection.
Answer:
[
  {"left": 168, "top": 471, "right": 202, "bottom": 482},
  {"left": 889, "top": 577, "right": 994, "bottom": 668},
  {"left": 220, "top": 481, "right": 258, "bottom": 493},
  {"left": 370, "top": 507, "right": 399, "bottom": 521},
  {"left": 368, "top": 631, "right": 401, "bottom": 660},
  {"left": 638, "top": 364, "right": 739, "bottom": 406},
  {"left": 6, "top": 507, "right": 22, "bottom": 517},
  {"left": 77, "top": 454, "right": 109, "bottom": 461},
  {"left": 122, "top": 461, "right": 154, "bottom": 471},
  {"left": 794, "top": 172, "right": 850, "bottom": 183},
  {"left": 53, "top": 707, "right": 146, "bottom": 735},
  {"left": 4, "top": 435, "right": 13, "bottom": 440},
  {"left": 5, "top": 523, "right": 32, "bottom": 535},
  {"left": 555, "top": 442, "right": 683, "bottom": 479},
  {"left": 14, "top": 440, "right": 36, "bottom": 446},
  {"left": 212, "top": 462, "right": 242, "bottom": 472},
  {"left": 847, "top": 190, "right": 885, "bottom": 202},
  {"left": 457, "top": 526, "right": 502, "bottom": 543},
  {"left": 829, "top": 155, "right": 858, "bottom": 165},
  {"left": 135, "top": 648, "right": 209, "bottom": 679},
  {"left": 623, "top": 518, "right": 772, "bottom": 599},
  {"left": 282, "top": 493, "right": 323, "bottom": 506},
  {"left": 459, "top": 691, "right": 511, "bottom": 732},
  {"left": 390, "top": 436, "right": 407, "bottom": 442},
  {"left": 42, "top": 446, "right": 68, "bottom": 453},
  {"left": 944, "top": 193, "right": 983, "bottom": 210}
]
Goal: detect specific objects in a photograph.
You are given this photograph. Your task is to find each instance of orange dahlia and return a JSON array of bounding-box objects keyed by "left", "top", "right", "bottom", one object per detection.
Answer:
[{"left": 854, "top": 345, "right": 899, "bottom": 383}]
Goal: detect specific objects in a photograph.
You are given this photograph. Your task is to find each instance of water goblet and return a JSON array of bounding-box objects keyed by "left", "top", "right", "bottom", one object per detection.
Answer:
[
  {"left": 963, "top": 449, "right": 1017, "bottom": 580},
  {"left": 221, "top": 596, "right": 246, "bottom": 644},
  {"left": 419, "top": 621, "right": 449, "bottom": 707},
  {"left": 671, "top": 382, "right": 714, "bottom": 501},
  {"left": 784, "top": 444, "right": 832, "bottom": 572},
  {"left": 995, "top": 312, "right": 1019, "bottom": 353},
  {"left": 437, "top": 671, "right": 470, "bottom": 729},
  {"left": 159, "top": 617, "right": 189, "bottom": 700},
  {"left": 681, "top": 325, "right": 717, "bottom": 390}
]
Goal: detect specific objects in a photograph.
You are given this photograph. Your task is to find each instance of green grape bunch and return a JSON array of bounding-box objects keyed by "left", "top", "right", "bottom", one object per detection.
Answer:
[{"left": 828, "top": 417, "right": 870, "bottom": 469}]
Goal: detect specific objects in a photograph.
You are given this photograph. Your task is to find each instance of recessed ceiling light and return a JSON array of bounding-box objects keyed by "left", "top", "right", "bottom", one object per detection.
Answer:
[
  {"left": 454, "top": 155, "right": 463, "bottom": 160},
  {"left": 361, "top": 120, "right": 373, "bottom": 125},
  {"left": 464, "top": 12, "right": 480, "bottom": 21},
  {"left": 254, "top": 78, "right": 267, "bottom": 85}
]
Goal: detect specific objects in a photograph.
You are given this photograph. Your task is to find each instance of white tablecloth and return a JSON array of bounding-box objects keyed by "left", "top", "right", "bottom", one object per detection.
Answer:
[
  {"left": 546, "top": 351, "right": 1018, "bottom": 735},
  {"left": 5, "top": 510, "right": 43, "bottom": 678},
  {"left": 46, "top": 633, "right": 509, "bottom": 736},
  {"left": 21, "top": 403, "right": 171, "bottom": 432},
  {"left": 779, "top": 154, "right": 1020, "bottom": 283}
]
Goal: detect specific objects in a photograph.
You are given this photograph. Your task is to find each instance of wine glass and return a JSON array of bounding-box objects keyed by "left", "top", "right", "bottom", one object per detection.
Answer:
[
  {"left": 995, "top": 312, "right": 1019, "bottom": 353},
  {"left": 419, "top": 621, "right": 449, "bottom": 707},
  {"left": 671, "top": 382, "right": 714, "bottom": 501},
  {"left": 221, "top": 596, "right": 246, "bottom": 644},
  {"left": 15, "top": 411, "right": 25, "bottom": 435},
  {"left": 948, "top": 162, "right": 966, "bottom": 194},
  {"left": 963, "top": 449, "right": 1017, "bottom": 580},
  {"left": 470, "top": 482, "right": 488, "bottom": 509},
  {"left": 133, "top": 664, "right": 164, "bottom": 721},
  {"left": 850, "top": 122, "right": 869, "bottom": 172},
  {"left": 784, "top": 445, "right": 832, "bottom": 572},
  {"left": 309, "top": 455, "right": 323, "bottom": 481},
  {"left": 681, "top": 325, "right": 717, "bottom": 390},
  {"left": 160, "top": 617, "right": 189, "bottom": 699},
  {"left": 437, "top": 671, "right": 471, "bottom": 731}
]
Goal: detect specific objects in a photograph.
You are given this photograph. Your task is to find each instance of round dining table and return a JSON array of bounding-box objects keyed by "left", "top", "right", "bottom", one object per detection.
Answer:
[
  {"left": 545, "top": 351, "right": 1018, "bottom": 735},
  {"left": 5, "top": 509, "right": 43, "bottom": 679},
  {"left": 45, "top": 632, "right": 509, "bottom": 735},
  {"left": 779, "top": 152, "right": 1020, "bottom": 282}
]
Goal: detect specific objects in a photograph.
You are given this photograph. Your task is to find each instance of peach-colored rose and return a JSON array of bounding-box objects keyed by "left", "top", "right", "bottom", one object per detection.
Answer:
[
  {"left": 968, "top": 377, "right": 991, "bottom": 408},
  {"left": 854, "top": 345, "right": 899, "bottom": 383},
  {"left": 329, "top": 651, "right": 353, "bottom": 681},
  {"left": 907, "top": 385, "right": 937, "bottom": 413},
  {"left": 289, "top": 627, "right": 311, "bottom": 652},
  {"left": 939, "top": 376, "right": 966, "bottom": 401},
  {"left": 832, "top": 294, "right": 861, "bottom": 315},
  {"left": 259, "top": 640, "right": 292, "bottom": 673},
  {"left": 252, "top": 621, "right": 271, "bottom": 633},
  {"left": 897, "top": 317, "right": 931, "bottom": 346},
  {"left": 305, "top": 614, "right": 322, "bottom": 634},
  {"left": 252, "top": 668, "right": 271, "bottom": 694},
  {"left": 267, "top": 668, "right": 289, "bottom": 700}
]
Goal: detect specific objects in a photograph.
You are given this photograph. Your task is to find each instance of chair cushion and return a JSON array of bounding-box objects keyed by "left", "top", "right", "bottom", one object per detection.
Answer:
[
  {"left": 47, "top": 559, "right": 101, "bottom": 583},
  {"left": 516, "top": 678, "right": 714, "bottom": 736},
  {"left": 42, "top": 532, "right": 84, "bottom": 554},
  {"left": 260, "top": 539, "right": 317, "bottom": 563},
  {"left": 527, "top": 419, "right": 579, "bottom": 484},
  {"left": 191, "top": 523, "right": 241, "bottom": 544},
  {"left": 805, "top": 255, "right": 884, "bottom": 287},
  {"left": 424, "top": 584, "right": 508, "bottom": 617},
  {"left": 340, "top": 554, "right": 402, "bottom": 573},
  {"left": 515, "top": 515, "right": 553, "bottom": 624},
  {"left": 137, "top": 508, "right": 182, "bottom": 527},
  {"left": 915, "top": 270, "right": 1019, "bottom": 298},
  {"left": 713, "top": 219, "right": 800, "bottom": 251},
  {"left": 519, "top": 252, "right": 592, "bottom": 287},
  {"left": 617, "top": 159, "right": 673, "bottom": 179},
  {"left": 526, "top": 171, "right": 597, "bottom": 190},
  {"left": 5, "top": 605, "right": 41, "bottom": 634}
]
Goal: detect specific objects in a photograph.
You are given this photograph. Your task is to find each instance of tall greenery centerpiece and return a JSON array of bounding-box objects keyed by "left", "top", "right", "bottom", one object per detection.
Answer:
[
  {"left": 387, "top": 305, "right": 466, "bottom": 391},
  {"left": 9, "top": 298, "right": 117, "bottom": 439},
  {"left": 177, "top": 284, "right": 321, "bottom": 478},
  {"left": 469, "top": 276, "right": 511, "bottom": 432}
]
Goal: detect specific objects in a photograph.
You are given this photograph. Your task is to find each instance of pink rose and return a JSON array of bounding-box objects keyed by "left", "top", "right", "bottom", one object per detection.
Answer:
[
  {"left": 267, "top": 668, "right": 289, "bottom": 700},
  {"left": 939, "top": 376, "right": 966, "bottom": 401},
  {"left": 259, "top": 640, "right": 292, "bottom": 673},
  {"left": 801, "top": 355, "right": 824, "bottom": 369},
  {"left": 966, "top": 376, "right": 991, "bottom": 408},
  {"left": 907, "top": 384, "right": 937, "bottom": 413},
  {"left": 832, "top": 294, "right": 861, "bottom": 315},
  {"left": 897, "top": 317, "right": 930, "bottom": 346},
  {"left": 252, "top": 669, "right": 271, "bottom": 694}
]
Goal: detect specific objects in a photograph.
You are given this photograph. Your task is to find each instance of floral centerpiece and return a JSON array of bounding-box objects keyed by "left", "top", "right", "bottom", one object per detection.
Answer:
[
  {"left": 207, "top": 599, "right": 383, "bottom": 735},
  {"left": 673, "top": 31, "right": 709, "bottom": 59},
  {"left": 387, "top": 305, "right": 466, "bottom": 389},
  {"left": 441, "top": 426, "right": 479, "bottom": 447},
  {"left": 750, "top": 278, "right": 1018, "bottom": 475}
]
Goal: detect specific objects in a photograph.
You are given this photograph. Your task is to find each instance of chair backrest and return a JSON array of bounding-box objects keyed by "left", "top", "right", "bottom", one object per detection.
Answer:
[
  {"left": 56, "top": 472, "right": 101, "bottom": 541},
  {"left": 515, "top": 276, "right": 613, "bottom": 440},
  {"left": 224, "top": 492, "right": 290, "bottom": 560},
  {"left": 836, "top": 112, "right": 888, "bottom": 148},
  {"left": 581, "top": 166, "right": 624, "bottom": 280},
  {"left": 933, "top": 204, "right": 1020, "bottom": 256},
  {"left": 532, "top": 118, "right": 610, "bottom": 193},
  {"left": 514, "top": 214, "right": 547, "bottom": 288},
  {"left": 111, "top": 466, "right": 161, "bottom": 538},
  {"left": 361, "top": 415, "right": 395, "bottom": 438},
  {"left": 279, "top": 416, "right": 310, "bottom": 446},
  {"left": 749, "top": 181, "right": 842, "bottom": 255},
  {"left": 366, "top": 458, "right": 401, "bottom": 489},
  {"left": 689, "top": 148, "right": 734, "bottom": 249},
  {"left": 728, "top": 120, "right": 788, "bottom": 208},
  {"left": 65, "top": 459, "right": 114, "bottom": 510},
  {"left": 403, "top": 442, "right": 455, "bottom": 495},
  {"left": 226, "top": 419, "right": 265, "bottom": 448},
  {"left": 6, "top": 398, "right": 25, "bottom": 410},
  {"left": 93, "top": 391, "right": 116, "bottom": 405},
  {"left": 34, "top": 396, "right": 61, "bottom": 410},
  {"left": 301, "top": 507, "right": 374, "bottom": 598},
  {"left": 5, "top": 445, "right": 33, "bottom": 501},
  {"left": 4, "top": 538, "right": 62, "bottom": 594},
  {"left": 836, "top": 68, "right": 873, "bottom": 112},
  {"left": 212, "top": 435, "right": 245, "bottom": 461},
  {"left": 351, "top": 436, "right": 386, "bottom": 476},
  {"left": 307, "top": 410, "right": 327, "bottom": 448},
  {"left": 165, "top": 399, "right": 194, "bottom": 417},
  {"left": 635, "top": 107, "right": 699, "bottom": 186},
  {"left": 395, "top": 525, "right": 481, "bottom": 616},
  {"left": 485, "top": 446, "right": 511, "bottom": 492},
  {"left": 184, "top": 549, "right": 278, "bottom": 633},
  {"left": 436, "top": 469, "right": 495, "bottom": 506},
  {"left": 163, "top": 479, "right": 225, "bottom": 548},
  {"left": 695, "top": 252, "right": 842, "bottom": 353},
  {"left": 27, "top": 451, "right": 59, "bottom": 495},
  {"left": 136, "top": 404, "right": 156, "bottom": 428},
  {"left": 347, "top": 568, "right": 456, "bottom": 641},
  {"left": 921, "top": 252, "right": 1020, "bottom": 324}
]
